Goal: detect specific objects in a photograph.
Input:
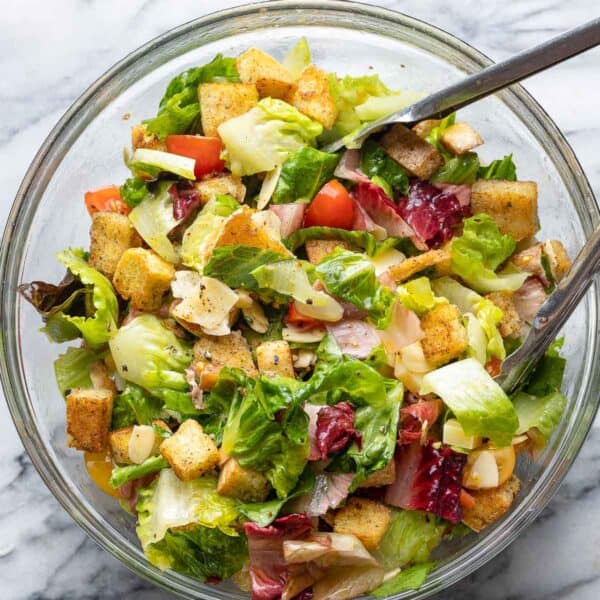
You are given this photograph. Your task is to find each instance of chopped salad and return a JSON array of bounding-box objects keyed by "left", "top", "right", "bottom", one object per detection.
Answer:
[{"left": 20, "top": 39, "right": 571, "bottom": 599}]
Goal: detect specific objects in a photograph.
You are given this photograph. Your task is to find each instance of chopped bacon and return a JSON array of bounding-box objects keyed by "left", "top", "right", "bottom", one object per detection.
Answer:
[
  {"left": 333, "top": 149, "right": 369, "bottom": 183},
  {"left": 269, "top": 203, "right": 306, "bottom": 238}
]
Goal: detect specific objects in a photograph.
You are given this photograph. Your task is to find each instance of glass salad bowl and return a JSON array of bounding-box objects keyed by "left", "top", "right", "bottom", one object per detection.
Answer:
[{"left": 1, "top": 1, "right": 599, "bottom": 598}]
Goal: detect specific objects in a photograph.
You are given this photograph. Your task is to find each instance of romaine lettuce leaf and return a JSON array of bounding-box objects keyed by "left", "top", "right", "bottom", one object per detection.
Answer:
[
  {"left": 111, "top": 383, "right": 164, "bottom": 429},
  {"left": 451, "top": 214, "right": 528, "bottom": 293},
  {"left": 361, "top": 139, "right": 409, "bottom": 195},
  {"left": 421, "top": 358, "right": 519, "bottom": 446},
  {"left": 478, "top": 154, "right": 517, "bottom": 181},
  {"left": 353, "top": 90, "right": 422, "bottom": 122},
  {"left": 130, "top": 149, "right": 196, "bottom": 180},
  {"left": 54, "top": 346, "right": 99, "bottom": 396},
  {"left": 513, "top": 390, "right": 566, "bottom": 441},
  {"left": 424, "top": 113, "right": 456, "bottom": 159},
  {"left": 110, "top": 455, "right": 169, "bottom": 488},
  {"left": 314, "top": 249, "right": 396, "bottom": 327},
  {"left": 218, "top": 98, "right": 323, "bottom": 176},
  {"left": 397, "top": 277, "right": 447, "bottom": 316},
  {"left": 120, "top": 176, "right": 149, "bottom": 208},
  {"left": 56, "top": 249, "right": 119, "bottom": 347},
  {"left": 283, "top": 37, "right": 311, "bottom": 78},
  {"left": 271, "top": 146, "right": 339, "bottom": 204},
  {"left": 372, "top": 563, "right": 434, "bottom": 596},
  {"left": 431, "top": 152, "right": 480, "bottom": 184},
  {"left": 523, "top": 338, "right": 566, "bottom": 396},
  {"left": 284, "top": 226, "right": 379, "bottom": 256}
]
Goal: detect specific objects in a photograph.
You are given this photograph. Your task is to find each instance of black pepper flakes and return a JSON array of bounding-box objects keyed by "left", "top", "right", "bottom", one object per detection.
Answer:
[
  {"left": 204, "top": 350, "right": 213, "bottom": 361},
  {"left": 273, "top": 354, "right": 280, "bottom": 365}
]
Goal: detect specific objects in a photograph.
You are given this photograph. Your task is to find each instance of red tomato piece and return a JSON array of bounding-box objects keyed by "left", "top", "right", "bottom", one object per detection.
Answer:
[
  {"left": 485, "top": 356, "right": 502, "bottom": 377},
  {"left": 84, "top": 186, "right": 130, "bottom": 216},
  {"left": 304, "top": 180, "right": 355, "bottom": 229},
  {"left": 285, "top": 302, "right": 324, "bottom": 331},
  {"left": 165, "top": 135, "right": 225, "bottom": 178}
]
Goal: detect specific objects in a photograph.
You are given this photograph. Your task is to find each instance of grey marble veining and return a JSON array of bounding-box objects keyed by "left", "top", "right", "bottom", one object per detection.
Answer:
[{"left": 1, "top": 0, "right": 600, "bottom": 598}]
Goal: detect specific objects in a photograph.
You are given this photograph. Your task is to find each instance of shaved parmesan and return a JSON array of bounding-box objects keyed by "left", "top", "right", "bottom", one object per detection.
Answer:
[{"left": 128, "top": 425, "right": 156, "bottom": 464}]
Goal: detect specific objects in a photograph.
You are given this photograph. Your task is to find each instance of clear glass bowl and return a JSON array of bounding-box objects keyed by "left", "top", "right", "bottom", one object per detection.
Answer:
[{"left": 1, "top": 1, "right": 599, "bottom": 598}]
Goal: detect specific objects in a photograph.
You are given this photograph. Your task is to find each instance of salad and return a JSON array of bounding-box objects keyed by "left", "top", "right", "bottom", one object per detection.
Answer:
[{"left": 20, "top": 38, "right": 572, "bottom": 599}]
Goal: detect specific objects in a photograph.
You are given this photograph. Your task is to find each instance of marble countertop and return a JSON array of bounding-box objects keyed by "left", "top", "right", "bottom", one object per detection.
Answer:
[{"left": 2, "top": 1, "right": 600, "bottom": 598}]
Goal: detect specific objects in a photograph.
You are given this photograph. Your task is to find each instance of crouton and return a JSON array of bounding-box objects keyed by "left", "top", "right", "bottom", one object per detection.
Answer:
[
  {"left": 195, "top": 174, "right": 246, "bottom": 205},
  {"left": 199, "top": 82, "right": 259, "bottom": 138},
  {"left": 112, "top": 248, "right": 175, "bottom": 311},
  {"left": 89, "top": 361, "right": 117, "bottom": 394},
  {"left": 485, "top": 292, "right": 522, "bottom": 338},
  {"left": 287, "top": 65, "right": 338, "bottom": 129},
  {"left": 380, "top": 124, "right": 444, "bottom": 180},
  {"left": 217, "top": 457, "right": 271, "bottom": 502},
  {"left": 305, "top": 239, "right": 351, "bottom": 265},
  {"left": 237, "top": 48, "right": 296, "bottom": 100},
  {"left": 440, "top": 122, "right": 483, "bottom": 155},
  {"left": 256, "top": 340, "right": 295, "bottom": 378},
  {"left": 462, "top": 475, "right": 521, "bottom": 532},
  {"left": 160, "top": 419, "right": 219, "bottom": 481},
  {"left": 412, "top": 119, "right": 440, "bottom": 139},
  {"left": 66, "top": 388, "right": 113, "bottom": 452},
  {"left": 333, "top": 497, "right": 392, "bottom": 550},
  {"left": 387, "top": 247, "right": 451, "bottom": 283},
  {"left": 471, "top": 180, "right": 538, "bottom": 242},
  {"left": 193, "top": 330, "right": 258, "bottom": 390},
  {"left": 420, "top": 303, "right": 469, "bottom": 367},
  {"left": 358, "top": 459, "right": 396, "bottom": 488},
  {"left": 544, "top": 240, "right": 571, "bottom": 282},
  {"left": 109, "top": 420, "right": 170, "bottom": 465},
  {"left": 89, "top": 212, "right": 142, "bottom": 279},
  {"left": 131, "top": 123, "right": 166, "bottom": 151}
]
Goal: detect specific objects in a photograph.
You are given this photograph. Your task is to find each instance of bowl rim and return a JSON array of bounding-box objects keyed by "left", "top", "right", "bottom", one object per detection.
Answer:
[{"left": 1, "top": 1, "right": 599, "bottom": 598}]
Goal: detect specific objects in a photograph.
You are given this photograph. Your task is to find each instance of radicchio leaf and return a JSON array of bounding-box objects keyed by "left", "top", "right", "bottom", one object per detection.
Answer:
[
  {"left": 315, "top": 402, "right": 362, "bottom": 460},
  {"left": 398, "top": 399, "right": 444, "bottom": 445},
  {"left": 169, "top": 180, "right": 201, "bottom": 221}
]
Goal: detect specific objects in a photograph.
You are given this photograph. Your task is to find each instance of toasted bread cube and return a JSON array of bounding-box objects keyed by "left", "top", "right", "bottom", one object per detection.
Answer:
[
  {"left": 89, "top": 212, "right": 142, "bottom": 279},
  {"left": 113, "top": 248, "right": 175, "bottom": 311},
  {"left": 471, "top": 180, "right": 538, "bottom": 242},
  {"left": 388, "top": 247, "right": 451, "bottom": 283},
  {"left": 380, "top": 124, "right": 443, "bottom": 180},
  {"left": 420, "top": 303, "right": 469, "bottom": 367},
  {"left": 160, "top": 419, "right": 219, "bottom": 481},
  {"left": 485, "top": 292, "right": 522, "bottom": 338},
  {"left": 199, "top": 83, "right": 259, "bottom": 138},
  {"left": 333, "top": 497, "right": 392, "bottom": 550},
  {"left": 109, "top": 420, "right": 170, "bottom": 465},
  {"left": 412, "top": 119, "right": 440, "bottom": 139},
  {"left": 237, "top": 48, "right": 296, "bottom": 100},
  {"left": 66, "top": 388, "right": 113, "bottom": 452},
  {"left": 544, "top": 240, "right": 571, "bottom": 282},
  {"left": 358, "top": 459, "right": 396, "bottom": 488},
  {"left": 440, "top": 122, "right": 483, "bottom": 155},
  {"left": 131, "top": 123, "right": 166, "bottom": 151},
  {"left": 217, "top": 457, "right": 271, "bottom": 502},
  {"left": 305, "top": 239, "right": 351, "bottom": 265},
  {"left": 462, "top": 475, "right": 520, "bottom": 532},
  {"left": 287, "top": 65, "right": 338, "bottom": 129},
  {"left": 193, "top": 330, "right": 258, "bottom": 391},
  {"left": 195, "top": 174, "right": 246, "bottom": 205},
  {"left": 256, "top": 340, "right": 295, "bottom": 378}
]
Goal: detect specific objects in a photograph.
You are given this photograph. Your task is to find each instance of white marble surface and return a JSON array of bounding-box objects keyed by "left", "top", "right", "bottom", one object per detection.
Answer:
[{"left": 2, "top": 0, "right": 600, "bottom": 598}]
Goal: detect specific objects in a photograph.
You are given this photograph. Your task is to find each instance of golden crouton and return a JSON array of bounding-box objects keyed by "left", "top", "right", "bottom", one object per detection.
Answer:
[
  {"left": 66, "top": 388, "right": 113, "bottom": 452},
  {"left": 305, "top": 239, "right": 351, "bottom": 265},
  {"left": 485, "top": 292, "right": 522, "bottom": 338},
  {"left": 358, "top": 459, "right": 396, "bottom": 488},
  {"left": 199, "top": 82, "right": 259, "bottom": 138},
  {"left": 193, "top": 330, "right": 258, "bottom": 391},
  {"left": 89, "top": 212, "right": 142, "bottom": 279},
  {"left": 287, "top": 65, "right": 338, "bottom": 129},
  {"left": 256, "top": 340, "right": 295, "bottom": 378},
  {"left": 462, "top": 475, "right": 521, "bottom": 532},
  {"left": 89, "top": 361, "right": 117, "bottom": 394},
  {"left": 160, "top": 419, "right": 219, "bottom": 481},
  {"left": 237, "top": 48, "right": 296, "bottom": 100},
  {"left": 217, "top": 457, "right": 271, "bottom": 502},
  {"left": 420, "top": 303, "right": 469, "bottom": 367},
  {"left": 440, "top": 122, "right": 483, "bottom": 155},
  {"left": 109, "top": 420, "right": 170, "bottom": 465},
  {"left": 131, "top": 123, "right": 166, "bottom": 151},
  {"left": 544, "top": 240, "right": 571, "bottom": 282},
  {"left": 195, "top": 174, "right": 246, "bottom": 205},
  {"left": 388, "top": 247, "right": 451, "bottom": 283},
  {"left": 333, "top": 497, "right": 392, "bottom": 550},
  {"left": 380, "top": 124, "right": 444, "bottom": 180},
  {"left": 471, "top": 180, "right": 539, "bottom": 242},
  {"left": 112, "top": 248, "right": 175, "bottom": 311},
  {"left": 412, "top": 119, "right": 440, "bottom": 139}
]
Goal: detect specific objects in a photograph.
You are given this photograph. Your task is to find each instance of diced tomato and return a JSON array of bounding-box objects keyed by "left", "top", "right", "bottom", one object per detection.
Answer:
[
  {"left": 485, "top": 356, "right": 502, "bottom": 377},
  {"left": 84, "top": 186, "right": 130, "bottom": 216},
  {"left": 285, "top": 302, "right": 323, "bottom": 331},
  {"left": 165, "top": 135, "right": 225, "bottom": 178},
  {"left": 304, "top": 180, "right": 355, "bottom": 229},
  {"left": 459, "top": 488, "right": 476, "bottom": 510}
]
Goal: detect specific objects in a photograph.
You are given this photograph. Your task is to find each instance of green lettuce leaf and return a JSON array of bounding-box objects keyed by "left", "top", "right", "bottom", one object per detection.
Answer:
[
  {"left": 397, "top": 277, "right": 447, "bottom": 316},
  {"left": 284, "top": 227, "right": 379, "bottom": 256},
  {"left": 361, "top": 139, "right": 409, "bottom": 195},
  {"left": 451, "top": 214, "right": 528, "bottom": 293},
  {"left": 54, "top": 346, "right": 99, "bottom": 396},
  {"left": 110, "top": 455, "right": 169, "bottom": 488},
  {"left": 478, "top": 154, "right": 517, "bottom": 181},
  {"left": 145, "top": 54, "right": 240, "bottom": 139},
  {"left": 372, "top": 563, "right": 434, "bottom": 596},
  {"left": 431, "top": 152, "right": 480, "bottom": 184},
  {"left": 111, "top": 383, "right": 164, "bottom": 429},
  {"left": 120, "top": 176, "right": 149, "bottom": 208},
  {"left": 181, "top": 194, "right": 240, "bottom": 270},
  {"left": 421, "top": 357, "right": 519, "bottom": 446},
  {"left": 271, "top": 147, "right": 339, "bottom": 204},
  {"left": 424, "top": 113, "right": 456, "bottom": 159},
  {"left": 56, "top": 249, "right": 119, "bottom": 347},
  {"left": 219, "top": 98, "right": 323, "bottom": 176},
  {"left": 314, "top": 249, "right": 396, "bottom": 327},
  {"left": 513, "top": 390, "right": 566, "bottom": 441},
  {"left": 283, "top": 37, "right": 311, "bottom": 78},
  {"left": 524, "top": 338, "right": 566, "bottom": 396}
]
